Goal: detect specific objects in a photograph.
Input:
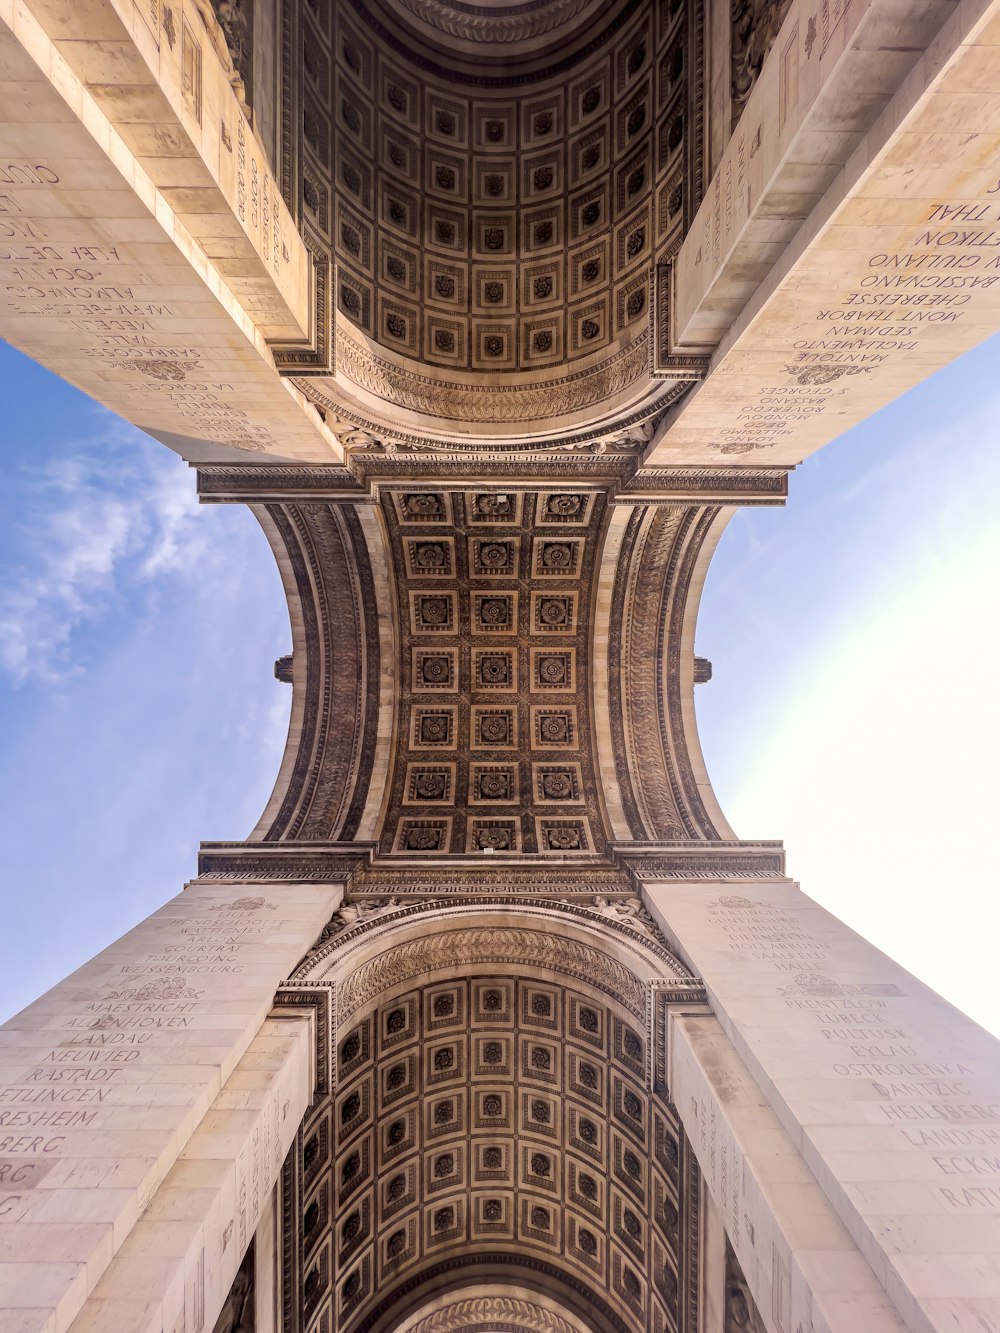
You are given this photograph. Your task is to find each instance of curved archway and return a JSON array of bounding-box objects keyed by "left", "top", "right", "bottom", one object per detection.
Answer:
[
  {"left": 280, "top": 0, "right": 707, "bottom": 446},
  {"left": 279, "top": 899, "right": 703, "bottom": 1333}
]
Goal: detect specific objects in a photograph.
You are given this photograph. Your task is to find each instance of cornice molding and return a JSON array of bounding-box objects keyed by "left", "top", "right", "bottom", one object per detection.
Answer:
[
  {"left": 196, "top": 462, "right": 788, "bottom": 503},
  {"left": 197, "top": 841, "right": 375, "bottom": 881}
]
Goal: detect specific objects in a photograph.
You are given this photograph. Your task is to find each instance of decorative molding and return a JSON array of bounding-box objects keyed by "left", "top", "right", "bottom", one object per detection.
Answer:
[
  {"left": 279, "top": 1139, "right": 302, "bottom": 1333},
  {"left": 652, "top": 980, "right": 710, "bottom": 1098},
  {"left": 348, "top": 927, "right": 649, "bottom": 1018},
  {"left": 399, "top": 1293, "right": 586, "bottom": 1333},
  {"left": 615, "top": 840, "right": 787, "bottom": 881},
  {"left": 294, "top": 387, "right": 696, "bottom": 456},
  {"left": 681, "top": 1140, "right": 703, "bottom": 1333},
  {"left": 373, "top": 0, "right": 608, "bottom": 50},
  {"left": 196, "top": 462, "right": 788, "bottom": 503},
  {"left": 292, "top": 896, "right": 692, "bottom": 999},
  {"left": 355, "top": 1256, "right": 639, "bottom": 1333},
  {"left": 620, "top": 467, "right": 788, "bottom": 504},
  {"left": 354, "top": 455, "right": 639, "bottom": 478},
  {"left": 197, "top": 461, "right": 636, "bottom": 500},
  {"left": 346, "top": 0, "right": 644, "bottom": 85},
  {"left": 197, "top": 841, "right": 373, "bottom": 881},
  {"left": 654, "top": 261, "right": 712, "bottom": 376},
  {"left": 352, "top": 865, "right": 633, "bottom": 894},
  {"left": 272, "top": 983, "right": 335, "bottom": 1099},
  {"left": 196, "top": 465, "right": 360, "bottom": 501},
  {"left": 272, "top": 243, "right": 333, "bottom": 373},
  {"left": 200, "top": 458, "right": 789, "bottom": 501},
  {"left": 628, "top": 855, "right": 786, "bottom": 880},
  {"left": 333, "top": 327, "right": 653, "bottom": 424}
]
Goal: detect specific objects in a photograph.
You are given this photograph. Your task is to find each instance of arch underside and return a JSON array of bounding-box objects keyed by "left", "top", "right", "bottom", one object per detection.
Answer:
[
  {"left": 279, "top": 903, "right": 703, "bottom": 1333},
  {"left": 390, "top": 1283, "right": 596, "bottom": 1333},
  {"left": 277, "top": 0, "right": 708, "bottom": 447},
  {"left": 209, "top": 471, "right": 768, "bottom": 879}
]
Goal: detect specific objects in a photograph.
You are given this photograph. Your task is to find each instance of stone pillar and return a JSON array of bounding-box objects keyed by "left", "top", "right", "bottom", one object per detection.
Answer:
[
  {"left": 700, "top": 1180, "right": 728, "bottom": 1333},
  {"left": 0, "top": 879, "right": 339, "bottom": 1333},
  {"left": 644, "top": 877, "right": 1000, "bottom": 1333},
  {"left": 69, "top": 1012, "right": 313, "bottom": 1333},
  {"left": 669, "top": 1007, "right": 904, "bottom": 1333}
]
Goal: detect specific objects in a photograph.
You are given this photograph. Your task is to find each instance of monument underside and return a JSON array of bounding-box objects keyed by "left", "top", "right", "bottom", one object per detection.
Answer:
[{"left": 3, "top": 0, "right": 1000, "bottom": 1328}]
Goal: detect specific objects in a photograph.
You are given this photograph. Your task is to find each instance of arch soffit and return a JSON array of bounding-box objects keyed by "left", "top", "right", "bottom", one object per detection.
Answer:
[
  {"left": 281, "top": 902, "right": 703, "bottom": 1333},
  {"left": 600, "top": 501, "right": 733, "bottom": 842},
  {"left": 284, "top": 0, "right": 707, "bottom": 445},
  {"left": 238, "top": 492, "right": 741, "bottom": 857},
  {"left": 247, "top": 500, "right": 390, "bottom": 844}
]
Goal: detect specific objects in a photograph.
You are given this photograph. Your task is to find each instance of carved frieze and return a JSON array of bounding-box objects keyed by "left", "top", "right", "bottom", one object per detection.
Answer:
[
  {"left": 399, "top": 1292, "right": 587, "bottom": 1333},
  {"left": 211, "top": 1236, "right": 255, "bottom": 1333},
  {"left": 731, "top": 0, "right": 793, "bottom": 128},
  {"left": 724, "top": 1237, "right": 767, "bottom": 1332}
]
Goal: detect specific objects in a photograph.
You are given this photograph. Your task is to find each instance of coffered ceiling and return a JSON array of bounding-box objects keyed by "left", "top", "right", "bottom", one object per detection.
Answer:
[
  {"left": 377, "top": 485, "right": 610, "bottom": 856},
  {"left": 277, "top": 0, "right": 707, "bottom": 447}
]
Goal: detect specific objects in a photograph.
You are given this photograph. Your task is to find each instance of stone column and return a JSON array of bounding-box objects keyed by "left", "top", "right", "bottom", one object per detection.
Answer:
[
  {"left": 0, "top": 879, "right": 339, "bottom": 1333},
  {"left": 644, "top": 877, "right": 1000, "bottom": 1333},
  {"left": 68, "top": 1012, "right": 313, "bottom": 1333}
]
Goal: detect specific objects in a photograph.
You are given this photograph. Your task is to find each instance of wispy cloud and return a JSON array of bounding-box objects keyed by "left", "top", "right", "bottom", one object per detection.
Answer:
[{"left": 0, "top": 424, "right": 209, "bottom": 685}]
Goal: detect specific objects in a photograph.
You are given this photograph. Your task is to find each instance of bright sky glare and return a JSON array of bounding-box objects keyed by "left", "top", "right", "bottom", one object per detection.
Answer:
[
  {"left": 695, "top": 339, "right": 1000, "bottom": 1036},
  {"left": 0, "top": 337, "right": 998, "bottom": 1033}
]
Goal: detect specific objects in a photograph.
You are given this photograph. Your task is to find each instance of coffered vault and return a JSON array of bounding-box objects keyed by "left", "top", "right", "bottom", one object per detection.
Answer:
[
  {"left": 280, "top": 0, "right": 709, "bottom": 446},
  {"left": 276, "top": 900, "right": 705, "bottom": 1333}
]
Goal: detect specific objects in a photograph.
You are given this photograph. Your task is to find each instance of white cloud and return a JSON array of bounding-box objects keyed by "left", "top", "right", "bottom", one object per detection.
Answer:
[
  {"left": 138, "top": 456, "right": 213, "bottom": 581},
  {"left": 0, "top": 425, "right": 208, "bottom": 685}
]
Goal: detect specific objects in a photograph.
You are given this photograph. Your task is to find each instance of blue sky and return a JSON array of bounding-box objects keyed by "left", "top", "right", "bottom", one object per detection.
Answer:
[
  {"left": 1, "top": 338, "right": 998, "bottom": 1033},
  {"left": 0, "top": 343, "right": 292, "bottom": 1016}
]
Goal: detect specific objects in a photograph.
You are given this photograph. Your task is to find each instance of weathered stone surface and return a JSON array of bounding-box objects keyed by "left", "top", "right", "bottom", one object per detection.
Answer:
[
  {"left": 646, "top": 879, "right": 1000, "bottom": 1333},
  {"left": 0, "top": 882, "right": 338, "bottom": 1332}
]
